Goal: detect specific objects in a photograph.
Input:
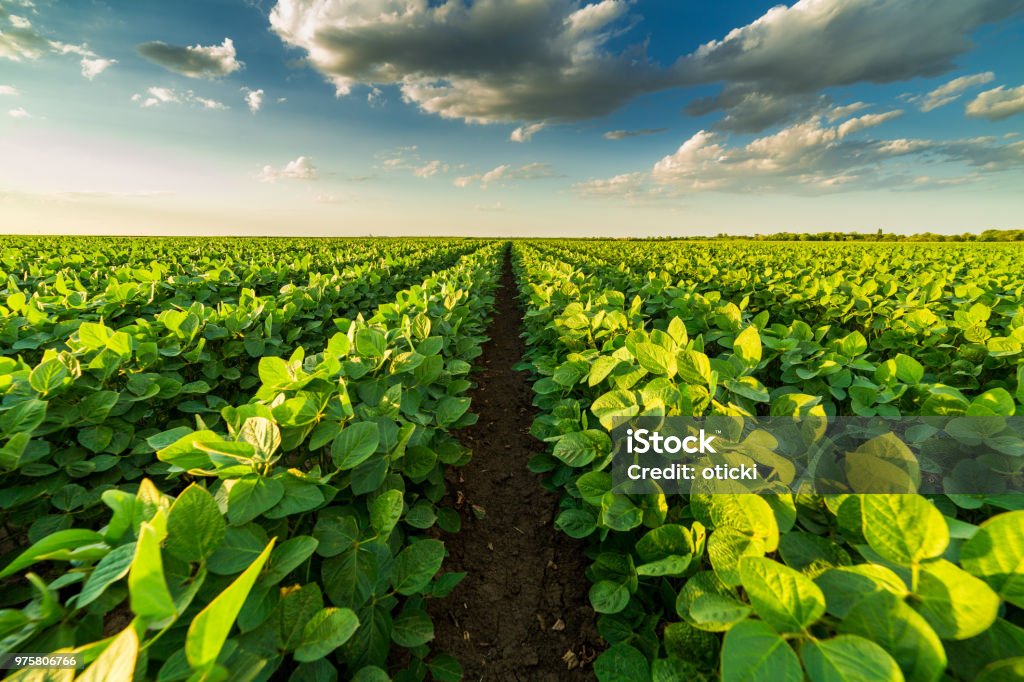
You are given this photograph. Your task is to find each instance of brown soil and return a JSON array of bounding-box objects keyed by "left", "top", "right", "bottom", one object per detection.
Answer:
[{"left": 429, "top": 246, "right": 600, "bottom": 681}]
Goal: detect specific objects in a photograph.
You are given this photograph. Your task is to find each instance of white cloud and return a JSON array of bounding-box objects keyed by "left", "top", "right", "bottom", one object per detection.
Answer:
[
  {"left": 604, "top": 128, "right": 668, "bottom": 140},
  {"left": 258, "top": 156, "right": 318, "bottom": 182},
  {"left": 920, "top": 72, "right": 995, "bottom": 111},
  {"left": 131, "top": 87, "right": 227, "bottom": 110},
  {"left": 825, "top": 102, "right": 869, "bottom": 122},
  {"left": 137, "top": 37, "right": 242, "bottom": 79},
  {"left": 966, "top": 85, "right": 1024, "bottom": 121},
  {"left": 81, "top": 57, "right": 116, "bottom": 80},
  {"left": 243, "top": 87, "right": 264, "bottom": 113},
  {"left": 510, "top": 122, "right": 546, "bottom": 143},
  {"left": 836, "top": 110, "right": 902, "bottom": 138},
  {"left": 455, "top": 162, "right": 556, "bottom": 188},
  {"left": 0, "top": 10, "right": 118, "bottom": 79},
  {"left": 579, "top": 116, "right": 1024, "bottom": 198},
  {"left": 8, "top": 106, "right": 30, "bottom": 118},
  {"left": 412, "top": 160, "right": 446, "bottom": 178},
  {"left": 0, "top": 85, "right": 18, "bottom": 96},
  {"left": 367, "top": 86, "right": 383, "bottom": 106}
]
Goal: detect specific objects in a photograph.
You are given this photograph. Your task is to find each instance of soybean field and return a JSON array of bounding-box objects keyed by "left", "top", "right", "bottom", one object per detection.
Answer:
[{"left": 0, "top": 237, "right": 1022, "bottom": 682}]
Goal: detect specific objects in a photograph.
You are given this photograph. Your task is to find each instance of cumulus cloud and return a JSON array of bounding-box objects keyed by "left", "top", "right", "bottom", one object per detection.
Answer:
[
  {"left": 966, "top": 85, "right": 1024, "bottom": 121},
  {"left": 919, "top": 72, "right": 994, "bottom": 111},
  {"left": 379, "top": 146, "right": 449, "bottom": 178},
  {"left": 826, "top": 102, "right": 870, "bottom": 122},
  {"left": 267, "top": 0, "right": 1023, "bottom": 132},
  {"left": 0, "top": 85, "right": 18, "bottom": 95},
  {"left": 8, "top": 106, "right": 29, "bottom": 118},
  {"left": 676, "top": 0, "right": 1024, "bottom": 130},
  {"left": 137, "top": 37, "right": 242, "bottom": 79},
  {"left": 412, "top": 160, "right": 447, "bottom": 178},
  {"left": 577, "top": 116, "right": 1024, "bottom": 198},
  {"left": 80, "top": 57, "right": 116, "bottom": 80},
  {"left": 1, "top": 12, "right": 116, "bottom": 78},
  {"left": 454, "top": 162, "right": 556, "bottom": 188},
  {"left": 258, "top": 156, "right": 318, "bottom": 182},
  {"left": 836, "top": 110, "right": 903, "bottom": 138},
  {"left": 131, "top": 87, "right": 228, "bottom": 110},
  {"left": 604, "top": 128, "right": 668, "bottom": 140},
  {"left": 269, "top": 0, "right": 672, "bottom": 125},
  {"left": 243, "top": 87, "right": 264, "bottom": 113},
  {"left": 510, "top": 122, "right": 546, "bottom": 143}
]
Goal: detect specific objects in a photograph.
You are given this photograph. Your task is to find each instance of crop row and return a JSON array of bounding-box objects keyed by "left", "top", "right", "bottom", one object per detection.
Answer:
[
  {"left": 0, "top": 240, "right": 503, "bottom": 681},
  {"left": 513, "top": 240, "right": 1024, "bottom": 682}
]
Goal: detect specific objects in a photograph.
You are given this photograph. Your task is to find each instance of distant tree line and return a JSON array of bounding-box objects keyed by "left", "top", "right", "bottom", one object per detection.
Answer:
[{"left": 707, "top": 229, "right": 1024, "bottom": 242}]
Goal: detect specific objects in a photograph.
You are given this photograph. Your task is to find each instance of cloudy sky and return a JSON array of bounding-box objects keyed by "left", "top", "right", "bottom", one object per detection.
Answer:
[{"left": 1, "top": 0, "right": 1023, "bottom": 237}]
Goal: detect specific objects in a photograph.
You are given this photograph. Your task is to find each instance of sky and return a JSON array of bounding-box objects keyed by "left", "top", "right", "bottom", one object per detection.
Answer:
[{"left": 1, "top": 0, "right": 1023, "bottom": 237}]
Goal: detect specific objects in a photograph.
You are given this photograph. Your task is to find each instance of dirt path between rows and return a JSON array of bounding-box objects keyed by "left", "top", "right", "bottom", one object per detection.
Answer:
[{"left": 429, "top": 245, "right": 600, "bottom": 681}]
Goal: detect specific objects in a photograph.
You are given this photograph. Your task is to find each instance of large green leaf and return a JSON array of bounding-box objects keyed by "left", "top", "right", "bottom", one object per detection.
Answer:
[
  {"left": 840, "top": 591, "right": 945, "bottom": 682},
  {"left": 738, "top": 556, "right": 825, "bottom": 633},
  {"left": 331, "top": 422, "right": 381, "bottom": 470},
  {"left": 801, "top": 635, "right": 903, "bottom": 682},
  {"left": 77, "top": 625, "right": 138, "bottom": 682},
  {"left": 862, "top": 495, "right": 947, "bottom": 566},
  {"left": 166, "top": 484, "right": 226, "bottom": 563},
  {"left": 960, "top": 511, "right": 1024, "bottom": 608},
  {"left": 391, "top": 539, "right": 445, "bottom": 596},
  {"left": 294, "top": 608, "right": 360, "bottom": 662},
  {"left": 914, "top": 559, "right": 999, "bottom": 640},
  {"left": 128, "top": 517, "right": 177, "bottom": 622},
  {"left": 186, "top": 538, "right": 275, "bottom": 671},
  {"left": 721, "top": 619, "right": 802, "bottom": 682}
]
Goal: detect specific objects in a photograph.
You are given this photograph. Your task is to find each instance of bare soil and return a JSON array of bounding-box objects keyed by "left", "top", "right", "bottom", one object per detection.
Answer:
[{"left": 428, "top": 246, "right": 600, "bottom": 681}]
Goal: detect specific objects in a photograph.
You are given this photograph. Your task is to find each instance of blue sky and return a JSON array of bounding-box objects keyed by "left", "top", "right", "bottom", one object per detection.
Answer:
[{"left": 1, "top": 0, "right": 1023, "bottom": 236}]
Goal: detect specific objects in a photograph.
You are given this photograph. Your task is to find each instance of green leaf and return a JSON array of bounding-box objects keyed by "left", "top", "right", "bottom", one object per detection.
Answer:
[
  {"left": 0, "top": 529, "right": 105, "bottom": 579},
  {"left": 258, "top": 356, "right": 293, "bottom": 386},
  {"left": 78, "top": 542, "right": 135, "bottom": 608},
  {"left": 589, "top": 580, "right": 630, "bottom": 614},
  {"left": 738, "top": 556, "right": 825, "bottom": 633},
  {"left": 975, "top": 658, "right": 1024, "bottom": 682},
  {"left": 840, "top": 591, "right": 945, "bottom": 682},
  {"left": 129, "top": 518, "right": 177, "bottom": 622},
  {"left": 391, "top": 539, "right": 445, "bottom": 596},
  {"left": 915, "top": 559, "right": 999, "bottom": 640},
  {"left": 391, "top": 608, "right": 435, "bottom": 648},
  {"left": 845, "top": 433, "right": 920, "bottom": 494},
  {"left": 721, "top": 619, "right": 801, "bottom": 682},
  {"left": 435, "top": 396, "right": 471, "bottom": 427},
  {"left": 591, "top": 389, "right": 639, "bottom": 430},
  {"left": 355, "top": 329, "right": 386, "bottom": 357},
  {"left": 227, "top": 476, "right": 285, "bottom": 525},
  {"left": 733, "top": 326, "right": 762, "bottom": 367},
  {"left": 294, "top": 608, "right": 360, "bottom": 662},
  {"left": 29, "top": 358, "right": 68, "bottom": 394},
  {"left": 370, "top": 489, "right": 404, "bottom": 537},
  {"left": 688, "top": 594, "right": 752, "bottom": 630},
  {"left": 265, "top": 536, "right": 319, "bottom": 584},
  {"left": 708, "top": 527, "right": 766, "bottom": 587},
  {"left": 332, "top": 422, "right": 380, "bottom": 470},
  {"left": 166, "top": 484, "right": 226, "bottom": 563},
  {"left": 802, "top": 635, "right": 903, "bottom": 682},
  {"left": 594, "top": 643, "right": 650, "bottom": 682},
  {"left": 77, "top": 625, "right": 138, "bottom": 682},
  {"left": 960, "top": 510, "right": 1024, "bottom": 608},
  {"left": 553, "top": 430, "right": 609, "bottom": 467},
  {"left": 862, "top": 495, "right": 948, "bottom": 565},
  {"left": 636, "top": 342, "right": 677, "bottom": 377},
  {"left": 186, "top": 538, "right": 275, "bottom": 671}
]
